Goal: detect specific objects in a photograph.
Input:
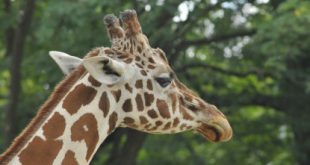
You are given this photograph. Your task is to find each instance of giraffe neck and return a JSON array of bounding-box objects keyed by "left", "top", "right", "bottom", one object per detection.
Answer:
[{"left": 1, "top": 66, "right": 121, "bottom": 165}]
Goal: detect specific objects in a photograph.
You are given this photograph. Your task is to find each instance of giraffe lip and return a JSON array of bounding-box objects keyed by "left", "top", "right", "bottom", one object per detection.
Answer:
[
  {"left": 196, "top": 124, "right": 221, "bottom": 142},
  {"left": 196, "top": 121, "right": 232, "bottom": 142}
]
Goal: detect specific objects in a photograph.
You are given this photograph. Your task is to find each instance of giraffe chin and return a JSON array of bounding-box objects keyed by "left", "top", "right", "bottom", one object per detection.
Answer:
[{"left": 196, "top": 123, "right": 232, "bottom": 142}]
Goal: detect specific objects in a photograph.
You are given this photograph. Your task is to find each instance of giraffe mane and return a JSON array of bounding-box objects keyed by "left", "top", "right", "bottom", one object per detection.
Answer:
[{"left": 0, "top": 49, "right": 99, "bottom": 164}]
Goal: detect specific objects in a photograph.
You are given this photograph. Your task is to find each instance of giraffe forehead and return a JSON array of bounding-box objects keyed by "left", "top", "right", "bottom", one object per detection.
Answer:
[{"left": 93, "top": 47, "right": 170, "bottom": 76}]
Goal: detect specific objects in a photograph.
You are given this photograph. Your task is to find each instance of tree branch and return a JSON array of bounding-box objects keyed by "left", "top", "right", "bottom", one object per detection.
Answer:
[
  {"left": 176, "top": 61, "right": 271, "bottom": 78},
  {"left": 166, "top": 1, "right": 225, "bottom": 62},
  {"left": 250, "top": 94, "right": 283, "bottom": 110},
  {"left": 174, "top": 0, "right": 225, "bottom": 38},
  {"left": 181, "top": 29, "right": 256, "bottom": 48},
  {"left": 169, "top": 29, "right": 256, "bottom": 63}
]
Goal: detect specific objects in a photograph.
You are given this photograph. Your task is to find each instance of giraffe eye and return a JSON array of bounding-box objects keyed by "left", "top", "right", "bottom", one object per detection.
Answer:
[{"left": 155, "top": 77, "right": 172, "bottom": 88}]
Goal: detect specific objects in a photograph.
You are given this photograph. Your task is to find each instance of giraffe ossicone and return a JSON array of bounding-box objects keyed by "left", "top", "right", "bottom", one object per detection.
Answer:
[{"left": 0, "top": 9, "right": 232, "bottom": 165}]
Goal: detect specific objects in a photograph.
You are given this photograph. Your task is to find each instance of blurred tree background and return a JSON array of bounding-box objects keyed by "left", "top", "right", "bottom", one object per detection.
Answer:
[{"left": 0, "top": 0, "right": 309, "bottom": 164}]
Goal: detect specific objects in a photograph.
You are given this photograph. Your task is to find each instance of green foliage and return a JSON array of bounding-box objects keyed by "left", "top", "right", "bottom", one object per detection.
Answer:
[{"left": 1, "top": 0, "right": 309, "bottom": 164}]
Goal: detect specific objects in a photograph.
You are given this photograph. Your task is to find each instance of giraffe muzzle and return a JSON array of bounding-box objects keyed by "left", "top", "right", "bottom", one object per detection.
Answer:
[{"left": 196, "top": 116, "right": 233, "bottom": 142}]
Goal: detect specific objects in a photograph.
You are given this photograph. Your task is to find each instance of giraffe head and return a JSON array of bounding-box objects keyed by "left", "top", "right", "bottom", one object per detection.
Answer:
[{"left": 51, "top": 10, "right": 232, "bottom": 142}]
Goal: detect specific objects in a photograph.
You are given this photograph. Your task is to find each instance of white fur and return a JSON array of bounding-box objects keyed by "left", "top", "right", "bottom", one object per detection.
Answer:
[
  {"left": 83, "top": 56, "right": 122, "bottom": 84},
  {"left": 49, "top": 51, "right": 82, "bottom": 75}
]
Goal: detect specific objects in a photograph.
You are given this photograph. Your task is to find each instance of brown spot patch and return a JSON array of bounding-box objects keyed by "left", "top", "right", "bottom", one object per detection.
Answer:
[
  {"left": 180, "top": 124, "right": 187, "bottom": 130},
  {"left": 156, "top": 99, "right": 170, "bottom": 118},
  {"left": 108, "top": 28, "right": 124, "bottom": 39},
  {"left": 147, "top": 64, "right": 156, "bottom": 69},
  {"left": 186, "top": 126, "right": 192, "bottom": 130},
  {"left": 144, "top": 92, "right": 154, "bottom": 106},
  {"left": 147, "top": 126, "right": 158, "bottom": 131},
  {"left": 88, "top": 76, "right": 101, "bottom": 87},
  {"left": 136, "top": 63, "right": 144, "bottom": 69},
  {"left": 107, "top": 84, "right": 114, "bottom": 88},
  {"left": 88, "top": 49, "right": 100, "bottom": 57},
  {"left": 123, "top": 117, "right": 135, "bottom": 124},
  {"left": 135, "top": 80, "right": 143, "bottom": 89},
  {"left": 140, "top": 70, "right": 147, "bottom": 76},
  {"left": 171, "top": 94, "right": 177, "bottom": 113},
  {"left": 137, "top": 46, "right": 142, "bottom": 53},
  {"left": 156, "top": 48, "right": 168, "bottom": 63},
  {"left": 124, "top": 58, "right": 133, "bottom": 64},
  {"left": 163, "top": 122, "right": 171, "bottom": 130},
  {"left": 139, "top": 116, "right": 148, "bottom": 124},
  {"left": 147, "top": 109, "right": 158, "bottom": 118},
  {"left": 125, "top": 83, "right": 133, "bottom": 93},
  {"left": 104, "top": 49, "right": 115, "bottom": 55},
  {"left": 135, "top": 94, "right": 144, "bottom": 111},
  {"left": 173, "top": 118, "right": 180, "bottom": 127},
  {"left": 0, "top": 57, "right": 88, "bottom": 164},
  {"left": 111, "top": 90, "right": 121, "bottom": 102},
  {"left": 108, "top": 112, "right": 118, "bottom": 134},
  {"left": 19, "top": 137, "right": 63, "bottom": 165},
  {"left": 43, "top": 112, "right": 65, "bottom": 139},
  {"left": 118, "top": 53, "right": 129, "bottom": 59},
  {"left": 184, "top": 93, "right": 194, "bottom": 102},
  {"left": 180, "top": 105, "right": 194, "bottom": 120},
  {"left": 135, "top": 56, "right": 141, "bottom": 61},
  {"left": 148, "top": 57, "right": 155, "bottom": 64},
  {"left": 61, "top": 150, "right": 78, "bottom": 165},
  {"left": 122, "top": 99, "right": 132, "bottom": 112},
  {"left": 145, "top": 123, "right": 152, "bottom": 129},
  {"left": 155, "top": 121, "right": 163, "bottom": 126},
  {"left": 99, "top": 92, "right": 110, "bottom": 117},
  {"left": 71, "top": 113, "right": 99, "bottom": 161},
  {"left": 198, "top": 100, "right": 207, "bottom": 109},
  {"left": 62, "top": 84, "right": 97, "bottom": 115},
  {"left": 146, "top": 79, "right": 153, "bottom": 90}
]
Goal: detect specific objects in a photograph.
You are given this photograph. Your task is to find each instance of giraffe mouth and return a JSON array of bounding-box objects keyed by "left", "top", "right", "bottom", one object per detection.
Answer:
[{"left": 196, "top": 120, "right": 232, "bottom": 142}]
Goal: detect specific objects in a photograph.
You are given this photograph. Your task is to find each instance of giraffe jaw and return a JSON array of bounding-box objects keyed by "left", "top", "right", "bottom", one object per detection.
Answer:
[{"left": 196, "top": 119, "right": 233, "bottom": 142}]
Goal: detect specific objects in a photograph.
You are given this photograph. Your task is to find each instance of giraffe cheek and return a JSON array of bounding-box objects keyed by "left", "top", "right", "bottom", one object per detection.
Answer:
[
  {"left": 135, "top": 94, "right": 144, "bottom": 112},
  {"left": 156, "top": 99, "right": 170, "bottom": 119}
]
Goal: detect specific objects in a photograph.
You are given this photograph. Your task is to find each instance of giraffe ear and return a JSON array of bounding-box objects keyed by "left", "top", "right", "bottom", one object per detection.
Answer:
[
  {"left": 82, "top": 56, "right": 125, "bottom": 85},
  {"left": 49, "top": 51, "right": 82, "bottom": 75}
]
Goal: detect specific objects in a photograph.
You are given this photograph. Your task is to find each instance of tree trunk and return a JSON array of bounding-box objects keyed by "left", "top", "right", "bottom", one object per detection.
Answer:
[
  {"left": 111, "top": 130, "right": 147, "bottom": 165},
  {"left": 4, "top": 0, "right": 36, "bottom": 147},
  {"left": 290, "top": 114, "right": 310, "bottom": 165},
  {"left": 3, "top": 0, "right": 14, "bottom": 57}
]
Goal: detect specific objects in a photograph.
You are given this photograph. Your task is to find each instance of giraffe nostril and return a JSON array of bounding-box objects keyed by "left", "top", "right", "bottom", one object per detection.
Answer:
[{"left": 187, "top": 104, "right": 199, "bottom": 111}]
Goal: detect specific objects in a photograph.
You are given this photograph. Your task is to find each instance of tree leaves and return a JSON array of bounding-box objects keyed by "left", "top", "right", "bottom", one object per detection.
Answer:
[{"left": 1, "top": 0, "right": 309, "bottom": 164}]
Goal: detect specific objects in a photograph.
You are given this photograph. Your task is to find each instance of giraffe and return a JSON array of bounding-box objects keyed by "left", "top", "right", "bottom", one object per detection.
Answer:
[{"left": 0, "top": 10, "right": 232, "bottom": 165}]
